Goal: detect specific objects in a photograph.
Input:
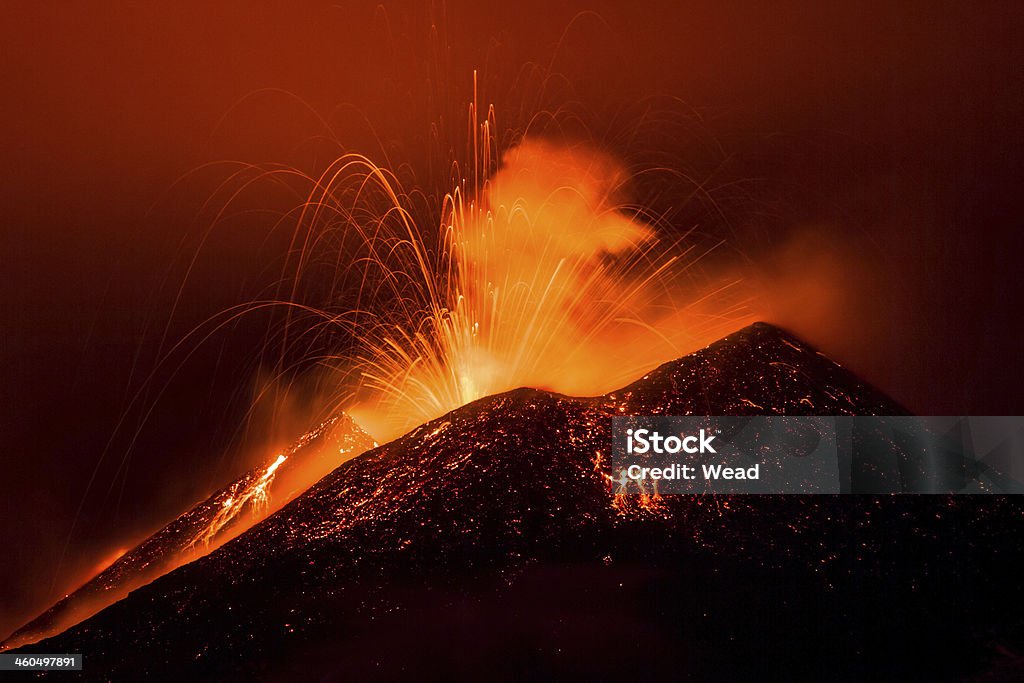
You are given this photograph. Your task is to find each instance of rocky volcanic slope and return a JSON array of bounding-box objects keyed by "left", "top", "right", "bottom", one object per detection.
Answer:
[
  {"left": 19, "top": 324, "right": 1024, "bottom": 682},
  {"left": 2, "top": 414, "right": 375, "bottom": 651}
]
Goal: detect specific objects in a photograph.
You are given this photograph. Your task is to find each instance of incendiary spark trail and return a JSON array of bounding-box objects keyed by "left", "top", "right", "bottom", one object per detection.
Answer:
[{"left": 266, "top": 75, "right": 758, "bottom": 439}]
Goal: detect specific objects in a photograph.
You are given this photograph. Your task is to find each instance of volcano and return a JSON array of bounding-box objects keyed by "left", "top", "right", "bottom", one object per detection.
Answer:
[{"left": 12, "top": 323, "right": 1024, "bottom": 681}]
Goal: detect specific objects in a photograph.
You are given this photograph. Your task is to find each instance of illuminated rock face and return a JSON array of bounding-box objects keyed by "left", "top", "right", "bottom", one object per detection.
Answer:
[{"left": 15, "top": 324, "right": 1024, "bottom": 682}]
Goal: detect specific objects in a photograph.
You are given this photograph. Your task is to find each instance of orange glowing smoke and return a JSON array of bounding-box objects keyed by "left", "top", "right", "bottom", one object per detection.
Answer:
[
  {"left": 89, "top": 548, "right": 127, "bottom": 577},
  {"left": 346, "top": 133, "right": 757, "bottom": 439}
]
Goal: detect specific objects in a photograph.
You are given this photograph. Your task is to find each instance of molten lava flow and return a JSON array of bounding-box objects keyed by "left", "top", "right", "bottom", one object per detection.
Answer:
[
  {"left": 0, "top": 415, "right": 376, "bottom": 652},
  {"left": 188, "top": 453, "right": 287, "bottom": 549}
]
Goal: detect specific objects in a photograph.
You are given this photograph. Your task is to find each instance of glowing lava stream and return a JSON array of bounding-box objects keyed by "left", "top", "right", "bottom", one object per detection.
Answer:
[
  {"left": 0, "top": 416, "right": 377, "bottom": 652},
  {"left": 188, "top": 453, "right": 288, "bottom": 549}
]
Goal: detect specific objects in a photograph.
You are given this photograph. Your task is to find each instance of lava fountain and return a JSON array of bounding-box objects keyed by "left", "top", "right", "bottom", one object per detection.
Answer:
[{"left": 268, "top": 77, "right": 759, "bottom": 440}]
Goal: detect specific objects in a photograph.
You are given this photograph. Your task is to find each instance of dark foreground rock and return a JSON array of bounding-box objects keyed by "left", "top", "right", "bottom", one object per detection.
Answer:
[{"left": 17, "top": 324, "right": 1024, "bottom": 681}]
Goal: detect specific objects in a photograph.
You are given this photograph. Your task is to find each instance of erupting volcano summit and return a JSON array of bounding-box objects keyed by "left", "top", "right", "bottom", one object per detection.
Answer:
[{"left": 12, "top": 324, "right": 1024, "bottom": 681}]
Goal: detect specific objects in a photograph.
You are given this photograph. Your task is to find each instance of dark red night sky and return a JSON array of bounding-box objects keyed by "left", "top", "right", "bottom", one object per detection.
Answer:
[{"left": 2, "top": 1, "right": 1022, "bottom": 639}]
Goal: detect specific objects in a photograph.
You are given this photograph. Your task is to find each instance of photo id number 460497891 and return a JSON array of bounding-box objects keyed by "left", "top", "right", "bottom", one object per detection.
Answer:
[{"left": 0, "top": 654, "right": 83, "bottom": 670}]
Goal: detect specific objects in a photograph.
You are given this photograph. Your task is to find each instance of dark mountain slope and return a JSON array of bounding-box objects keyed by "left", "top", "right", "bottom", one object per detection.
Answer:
[{"left": 19, "top": 324, "right": 1023, "bottom": 682}]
